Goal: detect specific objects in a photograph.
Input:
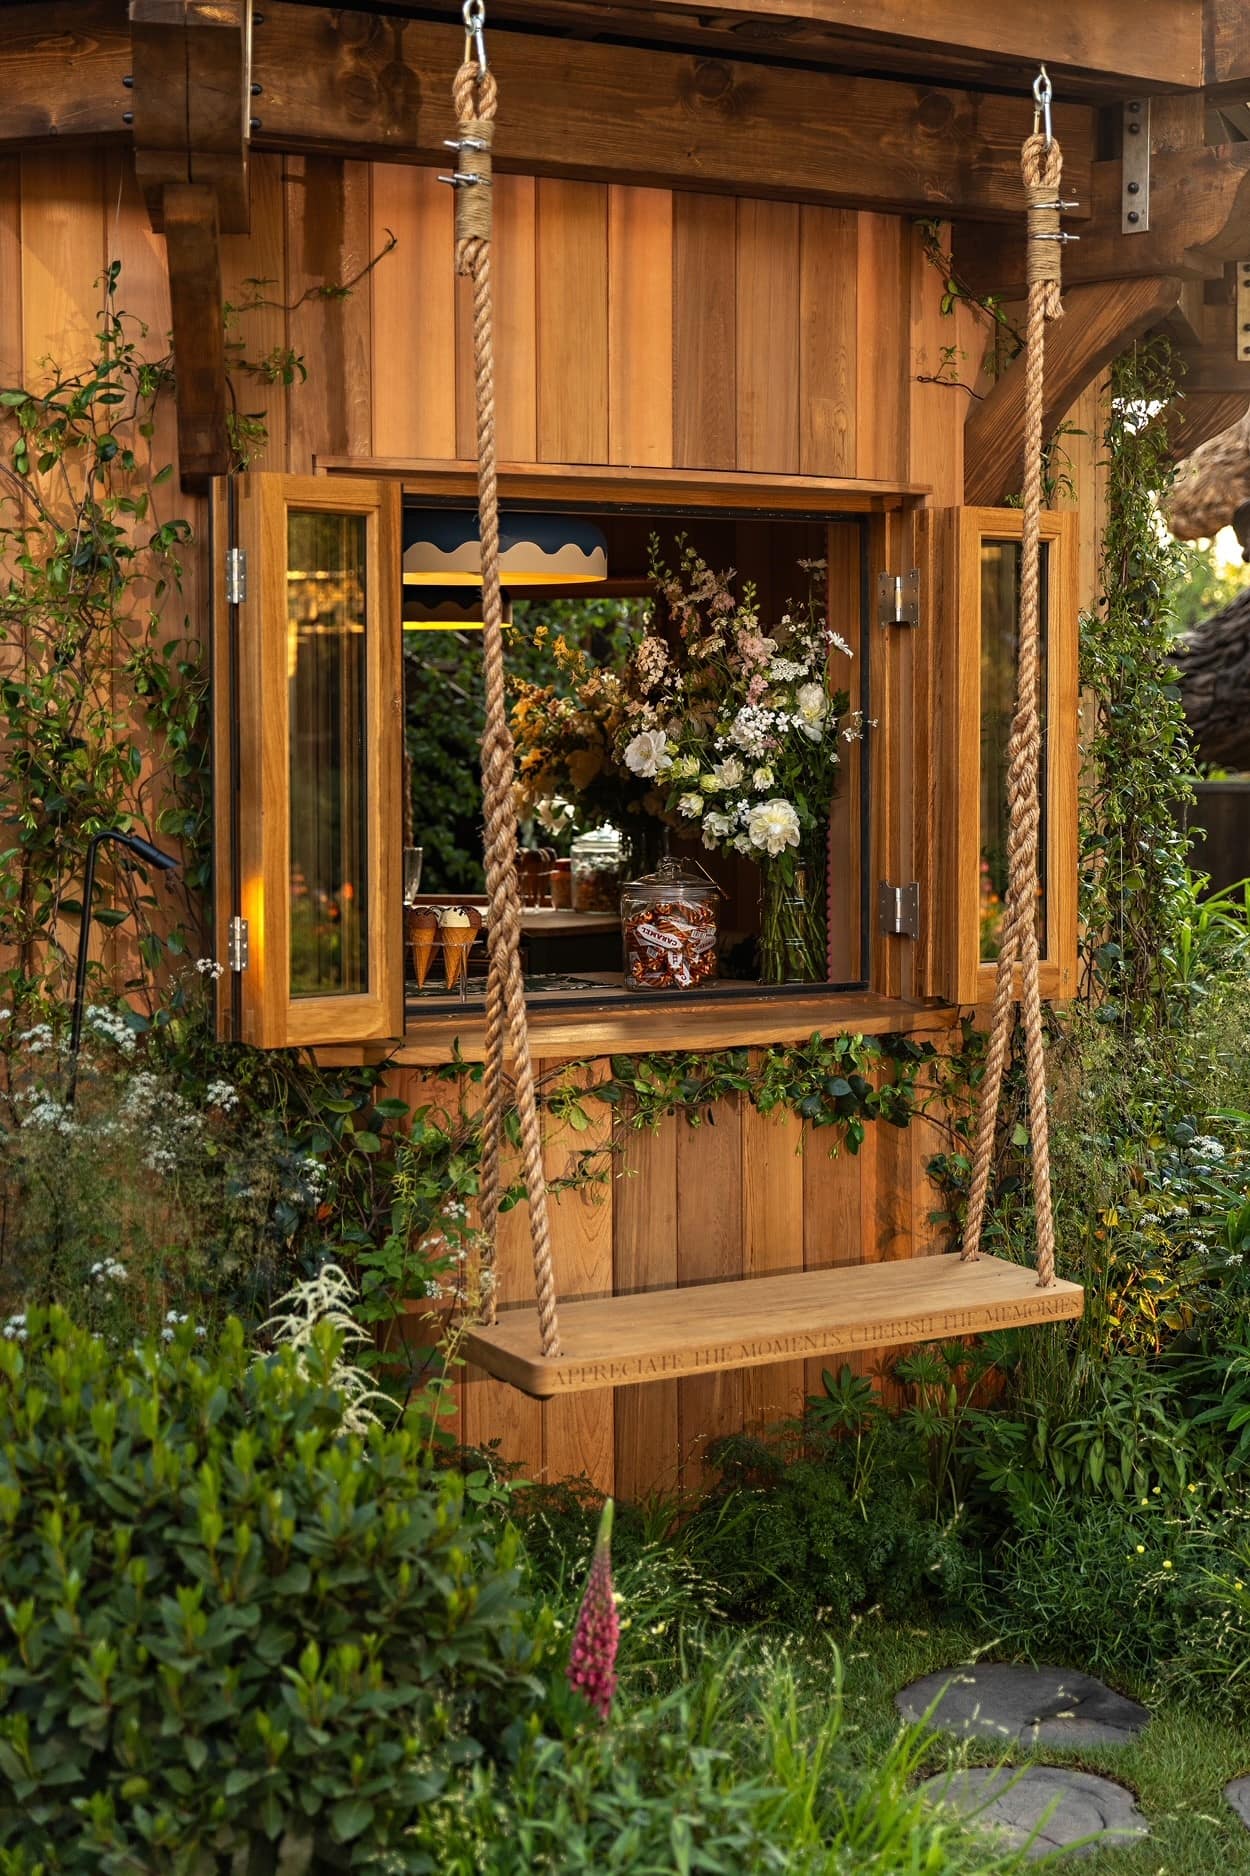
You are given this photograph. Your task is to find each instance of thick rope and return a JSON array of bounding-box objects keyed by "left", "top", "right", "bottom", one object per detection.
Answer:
[
  {"left": 960, "top": 129, "right": 1062, "bottom": 1289},
  {"left": 453, "top": 60, "right": 562, "bottom": 1356}
]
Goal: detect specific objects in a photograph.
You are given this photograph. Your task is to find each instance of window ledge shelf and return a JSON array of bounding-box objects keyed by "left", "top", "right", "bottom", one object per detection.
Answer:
[{"left": 311, "top": 991, "right": 959, "bottom": 1067}]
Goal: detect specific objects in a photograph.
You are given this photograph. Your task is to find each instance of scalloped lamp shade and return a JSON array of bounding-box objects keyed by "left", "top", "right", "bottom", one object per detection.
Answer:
[
  {"left": 402, "top": 509, "right": 608, "bottom": 587},
  {"left": 402, "top": 587, "right": 514, "bottom": 631}
]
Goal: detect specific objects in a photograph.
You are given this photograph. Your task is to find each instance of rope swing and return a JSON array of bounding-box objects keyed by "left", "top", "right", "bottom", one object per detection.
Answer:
[
  {"left": 444, "top": 0, "right": 562, "bottom": 1358},
  {"left": 961, "top": 70, "right": 1069, "bottom": 1288},
  {"left": 448, "top": 36, "right": 1071, "bottom": 1397}
]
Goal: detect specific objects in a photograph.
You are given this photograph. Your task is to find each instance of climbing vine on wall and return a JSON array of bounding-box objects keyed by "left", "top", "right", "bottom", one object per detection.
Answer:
[
  {"left": 0, "top": 264, "right": 205, "bottom": 1018},
  {"left": 1079, "top": 339, "right": 1196, "bottom": 1015}
]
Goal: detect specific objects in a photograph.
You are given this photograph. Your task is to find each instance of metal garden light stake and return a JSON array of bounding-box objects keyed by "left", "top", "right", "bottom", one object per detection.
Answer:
[{"left": 67, "top": 829, "right": 179, "bottom": 1104}]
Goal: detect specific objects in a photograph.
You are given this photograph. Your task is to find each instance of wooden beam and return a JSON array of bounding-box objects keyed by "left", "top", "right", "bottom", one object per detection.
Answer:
[
  {"left": 130, "top": 0, "right": 251, "bottom": 234},
  {"left": 162, "top": 181, "right": 229, "bottom": 487},
  {"left": 408, "top": 1, "right": 1205, "bottom": 101},
  {"left": 964, "top": 276, "right": 1181, "bottom": 506},
  {"left": 1162, "top": 390, "right": 1250, "bottom": 461},
  {"left": 1204, "top": 0, "right": 1250, "bottom": 95},
  {"left": 957, "top": 146, "right": 1250, "bottom": 302},
  {"left": 0, "top": 1, "right": 131, "bottom": 143},
  {"left": 629, "top": 0, "right": 1204, "bottom": 91},
  {"left": 247, "top": 4, "right": 1093, "bottom": 222},
  {"left": 1174, "top": 301, "right": 1250, "bottom": 390}
]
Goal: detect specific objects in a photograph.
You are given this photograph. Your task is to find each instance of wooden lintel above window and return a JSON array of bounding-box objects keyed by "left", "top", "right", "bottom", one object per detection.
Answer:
[
  {"left": 313, "top": 458, "right": 928, "bottom": 514},
  {"left": 249, "top": 5, "right": 1092, "bottom": 224}
]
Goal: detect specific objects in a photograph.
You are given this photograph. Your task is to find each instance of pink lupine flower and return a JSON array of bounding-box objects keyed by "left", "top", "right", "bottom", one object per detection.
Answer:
[{"left": 566, "top": 1498, "right": 619, "bottom": 1721}]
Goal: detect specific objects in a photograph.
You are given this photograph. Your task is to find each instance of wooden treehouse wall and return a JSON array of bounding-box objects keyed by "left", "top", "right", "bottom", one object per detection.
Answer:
[{"left": 2, "top": 148, "right": 1108, "bottom": 1496}]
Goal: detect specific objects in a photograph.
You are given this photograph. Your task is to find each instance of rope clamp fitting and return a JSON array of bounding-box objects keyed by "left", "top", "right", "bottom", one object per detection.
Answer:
[
  {"left": 444, "top": 135, "right": 489, "bottom": 153},
  {"left": 438, "top": 171, "right": 493, "bottom": 189},
  {"left": 1032, "top": 230, "right": 1080, "bottom": 243},
  {"left": 1035, "top": 198, "right": 1079, "bottom": 212}
]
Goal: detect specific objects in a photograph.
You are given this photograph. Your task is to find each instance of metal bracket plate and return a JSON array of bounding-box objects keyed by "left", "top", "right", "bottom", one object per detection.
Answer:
[
  {"left": 1237, "top": 261, "right": 1250, "bottom": 365},
  {"left": 877, "top": 568, "right": 919, "bottom": 628},
  {"left": 1121, "top": 98, "right": 1151, "bottom": 233},
  {"left": 877, "top": 881, "right": 920, "bottom": 939}
]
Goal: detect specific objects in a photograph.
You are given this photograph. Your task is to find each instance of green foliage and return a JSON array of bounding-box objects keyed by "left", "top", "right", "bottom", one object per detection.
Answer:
[
  {"left": 1171, "top": 537, "right": 1249, "bottom": 638},
  {"left": 678, "top": 1437, "right": 970, "bottom": 1630},
  {"left": 0, "top": 1306, "right": 546, "bottom": 1873},
  {"left": 0, "top": 264, "right": 206, "bottom": 1017},
  {"left": 588, "top": 1030, "right": 937, "bottom": 1156},
  {"left": 1080, "top": 340, "right": 1198, "bottom": 1014},
  {"left": 414, "top": 1638, "right": 1026, "bottom": 1875},
  {"left": 406, "top": 598, "right": 641, "bottom": 894}
]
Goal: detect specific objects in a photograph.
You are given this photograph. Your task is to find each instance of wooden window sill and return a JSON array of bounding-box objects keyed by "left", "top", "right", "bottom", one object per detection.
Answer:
[{"left": 310, "top": 988, "right": 959, "bottom": 1067}]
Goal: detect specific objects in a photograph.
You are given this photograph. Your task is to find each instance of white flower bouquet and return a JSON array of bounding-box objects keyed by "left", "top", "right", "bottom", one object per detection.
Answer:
[{"left": 615, "top": 540, "right": 860, "bottom": 983}]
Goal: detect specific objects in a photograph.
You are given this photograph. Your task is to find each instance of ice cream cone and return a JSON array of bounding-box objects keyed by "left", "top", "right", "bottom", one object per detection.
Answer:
[
  {"left": 409, "top": 909, "right": 439, "bottom": 989},
  {"left": 440, "top": 906, "right": 479, "bottom": 990}
]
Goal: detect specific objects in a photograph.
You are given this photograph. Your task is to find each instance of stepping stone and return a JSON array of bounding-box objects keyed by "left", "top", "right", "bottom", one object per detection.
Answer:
[
  {"left": 896, "top": 1663, "right": 1149, "bottom": 1746},
  {"left": 1227, "top": 1776, "right": 1250, "bottom": 1829},
  {"left": 920, "top": 1766, "right": 1148, "bottom": 1862}
]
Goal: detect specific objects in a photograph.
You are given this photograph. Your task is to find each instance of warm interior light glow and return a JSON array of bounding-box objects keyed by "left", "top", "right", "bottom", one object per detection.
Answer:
[{"left": 402, "top": 588, "right": 513, "bottom": 632}]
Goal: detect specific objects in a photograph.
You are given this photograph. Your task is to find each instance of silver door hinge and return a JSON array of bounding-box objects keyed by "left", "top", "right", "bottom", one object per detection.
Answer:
[
  {"left": 227, "top": 915, "right": 249, "bottom": 971},
  {"left": 1121, "top": 98, "right": 1151, "bottom": 233},
  {"left": 225, "top": 547, "right": 248, "bottom": 606},
  {"left": 877, "top": 881, "right": 920, "bottom": 939},
  {"left": 877, "top": 568, "right": 919, "bottom": 628}
]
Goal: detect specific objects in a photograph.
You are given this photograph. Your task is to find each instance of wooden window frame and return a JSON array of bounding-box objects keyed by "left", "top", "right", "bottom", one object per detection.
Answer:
[
  {"left": 927, "top": 504, "right": 1079, "bottom": 1006},
  {"left": 216, "top": 472, "right": 404, "bottom": 1048}
]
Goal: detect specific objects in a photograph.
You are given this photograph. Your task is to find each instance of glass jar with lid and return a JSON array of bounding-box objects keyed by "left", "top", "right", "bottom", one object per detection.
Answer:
[
  {"left": 570, "top": 826, "right": 625, "bottom": 913},
  {"left": 621, "top": 857, "right": 721, "bottom": 992}
]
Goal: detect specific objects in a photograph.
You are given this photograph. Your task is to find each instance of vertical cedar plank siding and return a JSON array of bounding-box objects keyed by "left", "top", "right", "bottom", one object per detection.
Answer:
[{"left": 6, "top": 153, "right": 1108, "bottom": 1495}]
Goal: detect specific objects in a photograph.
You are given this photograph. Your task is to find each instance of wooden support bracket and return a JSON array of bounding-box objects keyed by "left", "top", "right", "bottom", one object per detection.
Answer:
[
  {"left": 129, "top": 0, "right": 252, "bottom": 236},
  {"left": 1160, "top": 391, "right": 1250, "bottom": 462},
  {"left": 955, "top": 145, "right": 1250, "bottom": 301},
  {"left": 162, "top": 182, "right": 230, "bottom": 489},
  {"left": 964, "top": 276, "right": 1181, "bottom": 507}
]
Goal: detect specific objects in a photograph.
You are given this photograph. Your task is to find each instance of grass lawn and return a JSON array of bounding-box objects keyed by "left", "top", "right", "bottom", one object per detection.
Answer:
[{"left": 829, "top": 1616, "right": 1250, "bottom": 1874}]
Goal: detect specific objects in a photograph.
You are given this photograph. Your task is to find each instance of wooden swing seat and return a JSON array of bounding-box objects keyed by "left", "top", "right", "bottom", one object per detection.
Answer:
[{"left": 463, "top": 1252, "right": 1083, "bottom": 1397}]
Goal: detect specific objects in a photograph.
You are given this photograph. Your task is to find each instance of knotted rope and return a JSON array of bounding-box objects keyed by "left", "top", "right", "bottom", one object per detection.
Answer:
[
  {"left": 451, "top": 56, "right": 561, "bottom": 1357},
  {"left": 960, "top": 123, "right": 1065, "bottom": 1289}
]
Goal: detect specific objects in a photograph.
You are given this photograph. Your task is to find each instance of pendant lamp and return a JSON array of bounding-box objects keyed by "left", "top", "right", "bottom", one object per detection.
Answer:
[
  {"left": 402, "top": 587, "right": 513, "bottom": 631},
  {"left": 403, "top": 508, "right": 608, "bottom": 587}
]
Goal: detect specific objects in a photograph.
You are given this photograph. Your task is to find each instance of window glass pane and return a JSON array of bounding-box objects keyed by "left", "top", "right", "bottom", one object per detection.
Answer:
[
  {"left": 287, "top": 510, "right": 369, "bottom": 997},
  {"left": 979, "top": 540, "right": 1048, "bottom": 962}
]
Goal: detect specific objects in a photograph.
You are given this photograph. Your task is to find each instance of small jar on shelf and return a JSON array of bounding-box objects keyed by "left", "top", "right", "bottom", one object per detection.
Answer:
[{"left": 570, "top": 826, "right": 625, "bottom": 913}]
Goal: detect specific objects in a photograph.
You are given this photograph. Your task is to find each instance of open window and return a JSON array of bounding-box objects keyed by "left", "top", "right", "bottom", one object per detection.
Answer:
[
  {"left": 218, "top": 465, "right": 1081, "bottom": 1056},
  {"left": 214, "top": 473, "right": 403, "bottom": 1047},
  {"left": 927, "top": 505, "right": 1079, "bottom": 1006}
]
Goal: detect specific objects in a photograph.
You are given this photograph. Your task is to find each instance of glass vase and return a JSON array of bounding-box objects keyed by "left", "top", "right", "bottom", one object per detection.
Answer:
[{"left": 758, "top": 841, "right": 828, "bottom": 985}]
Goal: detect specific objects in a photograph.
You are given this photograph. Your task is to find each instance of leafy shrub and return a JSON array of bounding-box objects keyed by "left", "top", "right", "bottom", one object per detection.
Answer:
[
  {"left": 983, "top": 1484, "right": 1250, "bottom": 1710},
  {"left": 679, "top": 1416, "right": 976, "bottom": 1628},
  {"left": 0, "top": 1307, "right": 546, "bottom": 1873}
]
